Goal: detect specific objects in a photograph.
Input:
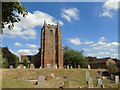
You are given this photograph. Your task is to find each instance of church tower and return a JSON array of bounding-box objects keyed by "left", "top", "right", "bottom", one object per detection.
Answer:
[{"left": 40, "top": 21, "right": 63, "bottom": 68}]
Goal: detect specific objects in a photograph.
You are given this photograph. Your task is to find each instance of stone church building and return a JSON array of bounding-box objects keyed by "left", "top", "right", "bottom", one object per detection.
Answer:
[{"left": 20, "top": 21, "right": 63, "bottom": 69}]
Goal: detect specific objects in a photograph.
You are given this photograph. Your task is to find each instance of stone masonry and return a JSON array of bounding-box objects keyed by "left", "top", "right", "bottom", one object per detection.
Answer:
[{"left": 41, "top": 21, "right": 63, "bottom": 68}]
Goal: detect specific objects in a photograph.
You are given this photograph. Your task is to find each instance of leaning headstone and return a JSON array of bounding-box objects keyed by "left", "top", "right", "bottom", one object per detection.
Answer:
[
  {"left": 67, "top": 65, "right": 69, "bottom": 69},
  {"left": 10, "top": 65, "right": 13, "bottom": 69},
  {"left": 86, "top": 71, "right": 90, "bottom": 82},
  {"left": 115, "top": 75, "right": 119, "bottom": 84},
  {"left": 88, "top": 77, "right": 93, "bottom": 88},
  {"left": 88, "top": 65, "right": 91, "bottom": 69},
  {"left": 111, "top": 74, "right": 114, "bottom": 80},
  {"left": 47, "top": 63, "right": 51, "bottom": 68},
  {"left": 50, "top": 73, "right": 55, "bottom": 79},
  {"left": 38, "top": 76, "right": 46, "bottom": 85},
  {"left": 97, "top": 78, "right": 103, "bottom": 85},
  {"left": 30, "top": 64, "right": 35, "bottom": 69}
]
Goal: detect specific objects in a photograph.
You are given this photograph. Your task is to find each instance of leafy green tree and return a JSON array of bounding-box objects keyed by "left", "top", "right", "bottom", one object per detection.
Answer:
[
  {"left": 63, "top": 46, "right": 88, "bottom": 68},
  {"left": 2, "top": 1, "right": 28, "bottom": 30},
  {"left": 2, "top": 57, "right": 9, "bottom": 68},
  {"left": 23, "top": 59, "right": 28, "bottom": 68},
  {"left": 107, "top": 63, "right": 120, "bottom": 75}
]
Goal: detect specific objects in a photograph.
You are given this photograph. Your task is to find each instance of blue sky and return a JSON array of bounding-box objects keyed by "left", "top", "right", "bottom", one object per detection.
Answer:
[{"left": 2, "top": 1, "right": 119, "bottom": 59}]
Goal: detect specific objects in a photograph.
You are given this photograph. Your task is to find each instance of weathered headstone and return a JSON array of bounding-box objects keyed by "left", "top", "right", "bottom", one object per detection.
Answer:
[
  {"left": 23, "top": 66, "right": 26, "bottom": 69},
  {"left": 47, "top": 63, "right": 51, "bottom": 68},
  {"left": 88, "top": 65, "right": 91, "bottom": 69},
  {"left": 70, "top": 66, "right": 72, "bottom": 69},
  {"left": 111, "top": 74, "right": 114, "bottom": 80},
  {"left": 86, "top": 71, "right": 90, "bottom": 82},
  {"left": 115, "top": 75, "right": 119, "bottom": 84},
  {"left": 38, "top": 76, "right": 46, "bottom": 85},
  {"left": 10, "top": 65, "right": 13, "bottom": 69},
  {"left": 88, "top": 77, "right": 93, "bottom": 88},
  {"left": 30, "top": 63, "right": 35, "bottom": 69},
  {"left": 50, "top": 73, "right": 55, "bottom": 79},
  {"left": 67, "top": 65, "right": 69, "bottom": 69},
  {"left": 17, "top": 65, "right": 20, "bottom": 69},
  {"left": 97, "top": 78, "right": 102, "bottom": 85},
  {"left": 52, "top": 64, "right": 57, "bottom": 69},
  {"left": 78, "top": 65, "right": 81, "bottom": 68}
]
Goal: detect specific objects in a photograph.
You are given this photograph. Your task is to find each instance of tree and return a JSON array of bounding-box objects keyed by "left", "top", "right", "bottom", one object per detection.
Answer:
[
  {"left": 107, "top": 63, "right": 120, "bottom": 75},
  {"left": 2, "top": 57, "right": 9, "bottom": 68},
  {"left": 2, "top": 1, "right": 28, "bottom": 30},
  {"left": 63, "top": 46, "right": 88, "bottom": 68}
]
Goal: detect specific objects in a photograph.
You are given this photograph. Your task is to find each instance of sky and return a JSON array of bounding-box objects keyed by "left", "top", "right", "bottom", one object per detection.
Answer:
[{"left": 2, "top": 0, "right": 120, "bottom": 59}]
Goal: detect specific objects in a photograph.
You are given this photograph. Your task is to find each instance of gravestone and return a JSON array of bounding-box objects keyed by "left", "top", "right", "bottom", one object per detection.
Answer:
[
  {"left": 10, "top": 65, "right": 13, "bottom": 69},
  {"left": 47, "top": 63, "right": 51, "bottom": 68},
  {"left": 78, "top": 65, "right": 81, "bottom": 68},
  {"left": 52, "top": 64, "right": 57, "bottom": 69},
  {"left": 111, "top": 74, "right": 114, "bottom": 80},
  {"left": 67, "top": 65, "right": 69, "bottom": 69},
  {"left": 86, "top": 71, "right": 90, "bottom": 82},
  {"left": 38, "top": 76, "right": 46, "bottom": 85},
  {"left": 30, "top": 64, "right": 35, "bottom": 69},
  {"left": 70, "top": 66, "right": 72, "bottom": 69},
  {"left": 50, "top": 73, "right": 55, "bottom": 79},
  {"left": 88, "top": 65, "right": 91, "bottom": 69},
  {"left": 88, "top": 77, "right": 93, "bottom": 88},
  {"left": 115, "top": 75, "right": 119, "bottom": 84},
  {"left": 97, "top": 78, "right": 102, "bottom": 85},
  {"left": 23, "top": 66, "right": 26, "bottom": 69},
  {"left": 17, "top": 65, "right": 20, "bottom": 69}
]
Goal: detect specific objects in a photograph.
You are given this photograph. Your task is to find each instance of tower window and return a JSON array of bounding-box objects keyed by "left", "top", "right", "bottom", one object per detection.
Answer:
[{"left": 50, "top": 30, "right": 53, "bottom": 35}]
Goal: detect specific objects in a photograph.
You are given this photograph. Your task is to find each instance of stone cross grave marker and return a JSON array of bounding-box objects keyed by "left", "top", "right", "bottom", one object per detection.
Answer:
[
  {"left": 88, "top": 77, "right": 93, "bottom": 88},
  {"left": 86, "top": 71, "right": 90, "bottom": 82},
  {"left": 38, "top": 75, "right": 46, "bottom": 85},
  {"left": 10, "top": 65, "right": 13, "bottom": 69},
  {"left": 115, "top": 75, "right": 119, "bottom": 84}
]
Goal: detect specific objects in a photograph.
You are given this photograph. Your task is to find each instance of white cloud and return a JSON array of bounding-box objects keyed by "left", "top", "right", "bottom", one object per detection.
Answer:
[
  {"left": 83, "top": 36, "right": 119, "bottom": 58},
  {"left": 14, "top": 42, "right": 22, "bottom": 47},
  {"left": 17, "top": 49, "right": 39, "bottom": 55},
  {"left": 83, "top": 41, "right": 94, "bottom": 45},
  {"left": 68, "top": 37, "right": 81, "bottom": 45},
  {"left": 61, "top": 8, "right": 79, "bottom": 22},
  {"left": 100, "top": 0, "right": 119, "bottom": 18},
  {"left": 111, "top": 54, "right": 120, "bottom": 59},
  {"left": 3, "top": 11, "right": 63, "bottom": 40},
  {"left": 26, "top": 43, "right": 38, "bottom": 49}
]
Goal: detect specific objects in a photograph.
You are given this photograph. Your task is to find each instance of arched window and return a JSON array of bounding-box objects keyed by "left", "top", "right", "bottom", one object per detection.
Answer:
[{"left": 50, "top": 29, "right": 53, "bottom": 35}]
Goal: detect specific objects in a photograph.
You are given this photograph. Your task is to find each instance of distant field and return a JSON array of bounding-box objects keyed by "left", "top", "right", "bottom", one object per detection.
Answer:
[{"left": 1, "top": 69, "right": 119, "bottom": 88}]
